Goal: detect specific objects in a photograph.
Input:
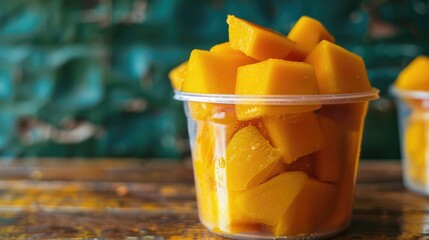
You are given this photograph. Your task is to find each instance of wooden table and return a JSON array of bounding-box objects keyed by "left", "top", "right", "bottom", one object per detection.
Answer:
[{"left": 0, "top": 159, "right": 426, "bottom": 239}]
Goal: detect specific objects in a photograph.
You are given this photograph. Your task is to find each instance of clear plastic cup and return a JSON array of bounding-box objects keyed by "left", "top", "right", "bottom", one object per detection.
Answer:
[
  {"left": 391, "top": 87, "right": 429, "bottom": 195},
  {"left": 175, "top": 89, "right": 379, "bottom": 239}
]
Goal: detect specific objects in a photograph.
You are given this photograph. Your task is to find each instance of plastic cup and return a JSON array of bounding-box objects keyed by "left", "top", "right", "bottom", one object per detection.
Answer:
[
  {"left": 391, "top": 87, "right": 429, "bottom": 195},
  {"left": 174, "top": 89, "right": 379, "bottom": 239}
]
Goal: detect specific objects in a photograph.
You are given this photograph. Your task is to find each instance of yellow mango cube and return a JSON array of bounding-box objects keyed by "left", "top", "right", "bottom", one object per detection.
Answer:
[
  {"left": 227, "top": 15, "right": 295, "bottom": 61},
  {"left": 210, "top": 42, "right": 243, "bottom": 55},
  {"left": 270, "top": 178, "right": 336, "bottom": 236},
  {"left": 193, "top": 123, "right": 218, "bottom": 226},
  {"left": 225, "top": 125, "right": 282, "bottom": 191},
  {"left": 321, "top": 131, "right": 361, "bottom": 231},
  {"left": 263, "top": 112, "right": 324, "bottom": 164},
  {"left": 182, "top": 49, "right": 257, "bottom": 94},
  {"left": 404, "top": 111, "right": 429, "bottom": 187},
  {"left": 284, "top": 154, "right": 314, "bottom": 176},
  {"left": 286, "top": 16, "right": 335, "bottom": 61},
  {"left": 168, "top": 61, "right": 187, "bottom": 90},
  {"left": 235, "top": 59, "right": 320, "bottom": 120},
  {"left": 313, "top": 116, "right": 345, "bottom": 183},
  {"left": 318, "top": 102, "right": 368, "bottom": 132},
  {"left": 305, "top": 40, "right": 372, "bottom": 94},
  {"left": 395, "top": 56, "right": 429, "bottom": 91},
  {"left": 235, "top": 171, "right": 308, "bottom": 225}
]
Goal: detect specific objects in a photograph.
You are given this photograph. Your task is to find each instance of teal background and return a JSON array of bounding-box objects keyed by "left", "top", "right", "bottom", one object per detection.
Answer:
[{"left": 0, "top": 0, "right": 428, "bottom": 159}]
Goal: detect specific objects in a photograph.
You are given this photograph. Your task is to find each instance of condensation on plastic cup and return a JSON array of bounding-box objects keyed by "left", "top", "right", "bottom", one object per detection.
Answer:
[
  {"left": 174, "top": 88, "right": 380, "bottom": 105},
  {"left": 391, "top": 86, "right": 429, "bottom": 195}
]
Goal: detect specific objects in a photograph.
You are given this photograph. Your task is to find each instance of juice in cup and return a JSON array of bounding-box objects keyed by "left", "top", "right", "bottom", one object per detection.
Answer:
[{"left": 170, "top": 15, "right": 379, "bottom": 239}]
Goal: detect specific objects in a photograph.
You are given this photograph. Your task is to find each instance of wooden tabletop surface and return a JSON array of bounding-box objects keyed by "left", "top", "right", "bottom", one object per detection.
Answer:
[{"left": 0, "top": 158, "right": 426, "bottom": 239}]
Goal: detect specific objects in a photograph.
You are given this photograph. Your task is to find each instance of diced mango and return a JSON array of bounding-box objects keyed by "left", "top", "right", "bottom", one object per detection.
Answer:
[
  {"left": 193, "top": 122, "right": 218, "bottom": 226},
  {"left": 193, "top": 122, "right": 214, "bottom": 163},
  {"left": 321, "top": 131, "right": 361, "bottom": 231},
  {"left": 265, "top": 160, "right": 288, "bottom": 179},
  {"left": 404, "top": 111, "right": 429, "bottom": 187},
  {"left": 286, "top": 16, "right": 335, "bottom": 61},
  {"left": 235, "top": 59, "right": 320, "bottom": 120},
  {"left": 188, "top": 102, "right": 239, "bottom": 124},
  {"left": 395, "top": 56, "right": 429, "bottom": 91},
  {"left": 305, "top": 40, "right": 372, "bottom": 94},
  {"left": 227, "top": 15, "right": 295, "bottom": 61},
  {"left": 210, "top": 42, "right": 243, "bottom": 55},
  {"left": 318, "top": 102, "right": 368, "bottom": 132},
  {"left": 284, "top": 154, "right": 314, "bottom": 176},
  {"left": 235, "top": 172, "right": 308, "bottom": 225},
  {"left": 225, "top": 125, "right": 282, "bottom": 190},
  {"left": 168, "top": 61, "right": 187, "bottom": 90},
  {"left": 313, "top": 116, "right": 345, "bottom": 183},
  {"left": 182, "top": 49, "right": 257, "bottom": 94},
  {"left": 263, "top": 112, "right": 324, "bottom": 164},
  {"left": 270, "top": 178, "right": 336, "bottom": 236}
]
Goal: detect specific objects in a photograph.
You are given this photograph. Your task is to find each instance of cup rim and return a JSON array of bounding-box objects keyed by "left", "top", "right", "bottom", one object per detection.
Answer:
[
  {"left": 174, "top": 88, "right": 380, "bottom": 105},
  {"left": 390, "top": 86, "right": 429, "bottom": 100}
]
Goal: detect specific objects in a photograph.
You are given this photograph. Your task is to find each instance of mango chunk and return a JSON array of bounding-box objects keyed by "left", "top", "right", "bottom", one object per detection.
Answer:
[
  {"left": 168, "top": 61, "right": 187, "bottom": 90},
  {"left": 313, "top": 116, "right": 345, "bottom": 183},
  {"left": 188, "top": 102, "right": 239, "bottom": 124},
  {"left": 284, "top": 154, "right": 314, "bottom": 176},
  {"left": 227, "top": 15, "right": 295, "bottom": 61},
  {"left": 235, "top": 59, "right": 320, "bottom": 120},
  {"left": 321, "top": 131, "right": 361, "bottom": 231},
  {"left": 305, "top": 40, "right": 372, "bottom": 94},
  {"left": 193, "top": 122, "right": 214, "bottom": 163},
  {"left": 404, "top": 111, "right": 429, "bottom": 187},
  {"left": 286, "top": 16, "right": 335, "bottom": 61},
  {"left": 210, "top": 42, "right": 243, "bottom": 55},
  {"left": 263, "top": 112, "right": 324, "bottom": 164},
  {"left": 395, "top": 56, "right": 429, "bottom": 91},
  {"left": 235, "top": 171, "right": 308, "bottom": 225},
  {"left": 226, "top": 125, "right": 282, "bottom": 191},
  {"left": 182, "top": 49, "right": 257, "bottom": 94},
  {"left": 193, "top": 123, "right": 218, "bottom": 226},
  {"left": 270, "top": 178, "right": 336, "bottom": 236},
  {"left": 318, "top": 102, "right": 368, "bottom": 132}
]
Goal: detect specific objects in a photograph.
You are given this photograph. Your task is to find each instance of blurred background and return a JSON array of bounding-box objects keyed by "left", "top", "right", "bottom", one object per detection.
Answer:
[{"left": 0, "top": 0, "right": 428, "bottom": 159}]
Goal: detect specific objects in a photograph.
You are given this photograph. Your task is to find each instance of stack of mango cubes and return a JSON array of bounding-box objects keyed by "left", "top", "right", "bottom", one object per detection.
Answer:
[
  {"left": 395, "top": 56, "right": 429, "bottom": 193},
  {"left": 170, "top": 15, "right": 373, "bottom": 236}
]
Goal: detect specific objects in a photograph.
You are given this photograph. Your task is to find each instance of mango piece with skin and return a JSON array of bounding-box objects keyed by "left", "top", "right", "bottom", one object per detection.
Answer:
[
  {"left": 235, "top": 59, "right": 320, "bottom": 120},
  {"left": 210, "top": 42, "right": 243, "bottom": 55},
  {"left": 305, "top": 40, "right": 372, "bottom": 94},
  {"left": 263, "top": 112, "right": 324, "bottom": 164},
  {"left": 182, "top": 49, "right": 257, "bottom": 94},
  {"left": 235, "top": 171, "right": 308, "bottom": 225},
  {"left": 270, "top": 177, "right": 336, "bottom": 236},
  {"left": 168, "top": 61, "right": 187, "bottom": 90},
  {"left": 227, "top": 15, "right": 295, "bottom": 61},
  {"left": 313, "top": 116, "right": 345, "bottom": 183},
  {"left": 395, "top": 56, "right": 429, "bottom": 91},
  {"left": 287, "top": 16, "right": 335, "bottom": 61},
  {"left": 225, "top": 125, "right": 282, "bottom": 191}
]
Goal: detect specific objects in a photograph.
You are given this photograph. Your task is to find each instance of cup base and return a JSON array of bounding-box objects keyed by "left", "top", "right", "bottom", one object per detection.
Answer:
[{"left": 207, "top": 223, "right": 350, "bottom": 240}]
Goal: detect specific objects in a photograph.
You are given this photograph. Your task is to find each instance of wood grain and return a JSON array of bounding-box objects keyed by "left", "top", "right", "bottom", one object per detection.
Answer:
[{"left": 0, "top": 159, "right": 425, "bottom": 239}]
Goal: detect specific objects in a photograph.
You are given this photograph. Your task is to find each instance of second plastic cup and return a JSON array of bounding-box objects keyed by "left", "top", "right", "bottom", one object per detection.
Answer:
[
  {"left": 175, "top": 89, "right": 379, "bottom": 239},
  {"left": 391, "top": 87, "right": 429, "bottom": 195}
]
